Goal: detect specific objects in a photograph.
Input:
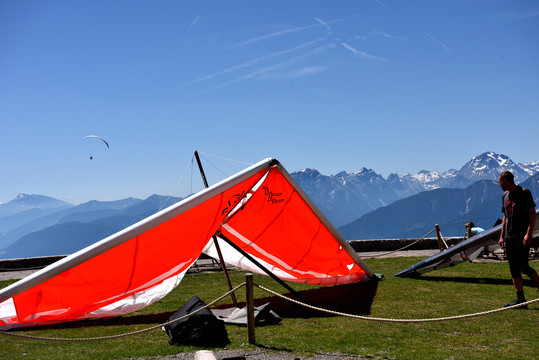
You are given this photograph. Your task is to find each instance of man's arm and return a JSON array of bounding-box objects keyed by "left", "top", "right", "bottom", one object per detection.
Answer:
[
  {"left": 523, "top": 208, "right": 536, "bottom": 247},
  {"left": 498, "top": 215, "right": 506, "bottom": 247}
]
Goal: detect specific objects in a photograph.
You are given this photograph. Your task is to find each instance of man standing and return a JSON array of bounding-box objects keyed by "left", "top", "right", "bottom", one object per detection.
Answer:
[{"left": 498, "top": 170, "right": 539, "bottom": 308}]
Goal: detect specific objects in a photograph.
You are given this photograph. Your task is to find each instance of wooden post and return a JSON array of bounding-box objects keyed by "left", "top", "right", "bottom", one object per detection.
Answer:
[
  {"left": 246, "top": 273, "right": 255, "bottom": 344},
  {"left": 435, "top": 224, "right": 446, "bottom": 251}
]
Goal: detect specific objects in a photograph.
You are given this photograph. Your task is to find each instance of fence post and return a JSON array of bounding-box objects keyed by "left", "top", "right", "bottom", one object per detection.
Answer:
[
  {"left": 435, "top": 224, "right": 446, "bottom": 250},
  {"left": 246, "top": 273, "right": 255, "bottom": 344}
]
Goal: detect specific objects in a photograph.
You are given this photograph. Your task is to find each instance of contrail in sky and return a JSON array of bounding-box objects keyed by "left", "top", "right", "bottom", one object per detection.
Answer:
[
  {"left": 376, "top": 0, "right": 389, "bottom": 9},
  {"left": 315, "top": 16, "right": 390, "bottom": 61},
  {"left": 182, "top": 37, "right": 327, "bottom": 86},
  {"left": 188, "top": 15, "right": 200, "bottom": 31},
  {"left": 314, "top": 17, "right": 332, "bottom": 35},
  {"left": 369, "top": 30, "right": 406, "bottom": 41},
  {"left": 501, "top": 10, "right": 539, "bottom": 20},
  {"left": 197, "top": 44, "right": 336, "bottom": 93},
  {"left": 340, "top": 42, "right": 389, "bottom": 62},
  {"left": 230, "top": 17, "right": 347, "bottom": 49},
  {"left": 230, "top": 23, "right": 321, "bottom": 48},
  {"left": 425, "top": 33, "right": 452, "bottom": 53}
]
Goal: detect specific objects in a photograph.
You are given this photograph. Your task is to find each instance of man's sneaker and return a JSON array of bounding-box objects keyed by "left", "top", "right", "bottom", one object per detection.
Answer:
[{"left": 504, "top": 298, "right": 528, "bottom": 309}]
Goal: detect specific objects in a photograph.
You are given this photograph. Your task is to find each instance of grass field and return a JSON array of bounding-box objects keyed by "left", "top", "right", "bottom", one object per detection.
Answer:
[{"left": 1, "top": 257, "right": 538, "bottom": 360}]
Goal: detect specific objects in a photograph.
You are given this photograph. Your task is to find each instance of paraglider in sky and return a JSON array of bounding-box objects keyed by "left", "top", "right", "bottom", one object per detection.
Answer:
[{"left": 83, "top": 135, "right": 109, "bottom": 160}]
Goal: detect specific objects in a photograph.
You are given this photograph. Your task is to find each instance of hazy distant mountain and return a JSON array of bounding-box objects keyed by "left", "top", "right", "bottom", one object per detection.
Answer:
[
  {"left": 338, "top": 180, "right": 503, "bottom": 239},
  {"left": 291, "top": 151, "right": 536, "bottom": 227},
  {"left": 0, "top": 198, "right": 141, "bottom": 251},
  {"left": 0, "top": 222, "right": 116, "bottom": 258},
  {"left": 0, "top": 193, "right": 72, "bottom": 218},
  {"left": 0, "top": 195, "right": 182, "bottom": 258}
]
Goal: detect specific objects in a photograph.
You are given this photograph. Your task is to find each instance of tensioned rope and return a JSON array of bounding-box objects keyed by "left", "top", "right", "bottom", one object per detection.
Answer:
[
  {"left": 361, "top": 228, "right": 436, "bottom": 259},
  {"left": 2, "top": 281, "right": 538, "bottom": 341},
  {"left": 255, "top": 284, "right": 539, "bottom": 323}
]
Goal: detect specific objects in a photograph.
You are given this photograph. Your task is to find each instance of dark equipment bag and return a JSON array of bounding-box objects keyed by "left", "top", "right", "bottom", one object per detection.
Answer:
[{"left": 164, "top": 295, "right": 229, "bottom": 347}]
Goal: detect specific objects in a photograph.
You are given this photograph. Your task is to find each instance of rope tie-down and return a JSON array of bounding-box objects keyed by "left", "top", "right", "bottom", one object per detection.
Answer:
[
  {"left": 254, "top": 284, "right": 539, "bottom": 322},
  {"left": 361, "top": 228, "right": 437, "bottom": 259},
  {"left": 0, "top": 283, "right": 245, "bottom": 342},
  {"left": 1, "top": 275, "right": 537, "bottom": 342}
]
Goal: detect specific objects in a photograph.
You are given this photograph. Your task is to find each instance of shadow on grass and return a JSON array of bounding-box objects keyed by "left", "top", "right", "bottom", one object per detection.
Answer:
[
  {"left": 215, "top": 280, "right": 379, "bottom": 319},
  {"left": 10, "top": 281, "right": 379, "bottom": 332},
  {"left": 416, "top": 275, "right": 537, "bottom": 287},
  {"left": 8, "top": 311, "right": 178, "bottom": 331},
  {"left": 255, "top": 344, "right": 295, "bottom": 354}
]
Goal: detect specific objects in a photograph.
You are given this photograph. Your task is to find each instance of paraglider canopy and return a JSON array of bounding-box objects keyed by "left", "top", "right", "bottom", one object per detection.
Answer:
[
  {"left": 83, "top": 135, "right": 109, "bottom": 148},
  {"left": 83, "top": 135, "right": 109, "bottom": 160}
]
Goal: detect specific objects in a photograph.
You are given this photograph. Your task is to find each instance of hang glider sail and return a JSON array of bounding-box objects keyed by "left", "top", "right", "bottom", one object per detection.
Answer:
[
  {"left": 395, "top": 210, "right": 539, "bottom": 277},
  {"left": 0, "top": 158, "right": 374, "bottom": 329}
]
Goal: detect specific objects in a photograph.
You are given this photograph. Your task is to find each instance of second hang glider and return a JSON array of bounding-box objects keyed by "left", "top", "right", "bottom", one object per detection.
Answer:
[
  {"left": 0, "top": 158, "right": 374, "bottom": 330},
  {"left": 396, "top": 210, "right": 539, "bottom": 277}
]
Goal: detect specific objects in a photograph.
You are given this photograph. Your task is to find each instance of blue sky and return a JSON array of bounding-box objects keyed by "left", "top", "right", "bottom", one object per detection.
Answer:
[{"left": 1, "top": 1, "right": 538, "bottom": 204}]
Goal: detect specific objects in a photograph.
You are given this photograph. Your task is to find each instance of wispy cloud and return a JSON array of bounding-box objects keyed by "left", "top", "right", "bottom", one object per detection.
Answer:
[
  {"left": 181, "top": 37, "right": 327, "bottom": 86},
  {"left": 340, "top": 42, "right": 389, "bottom": 62},
  {"left": 230, "top": 17, "right": 348, "bottom": 49},
  {"left": 369, "top": 30, "right": 406, "bottom": 41},
  {"left": 425, "top": 33, "right": 452, "bottom": 53},
  {"left": 188, "top": 15, "right": 200, "bottom": 31},
  {"left": 314, "top": 17, "right": 390, "bottom": 62},
  {"left": 258, "top": 66, "right": 328, "bottom": 80},
  {"left": 197, "top": 44, "right": 336, "bottom": 93},
  {"left": 185, "top": 15, "right": 390, "bottom": 94},
  {"left": 229, "top": 23, "right": 321, "bottom": 48},
  {"left": 376, "top": 0, "right": 389, "bottom": 10},
  {"left": 314, "top": 17, "right": 333, "bottom": 36},
  {"left": 500, "top": 10, "right": 539, "bottom": 20}
]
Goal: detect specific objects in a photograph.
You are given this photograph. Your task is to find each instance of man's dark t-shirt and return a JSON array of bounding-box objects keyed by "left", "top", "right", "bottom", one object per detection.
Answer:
[{"left": 501, "top": 186, "right": 536, "bottom": 242}]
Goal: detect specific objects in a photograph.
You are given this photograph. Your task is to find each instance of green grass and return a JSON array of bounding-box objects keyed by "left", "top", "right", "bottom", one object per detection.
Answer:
[{"left": 1, "top": 257, "right": 538, "bottom": 360}]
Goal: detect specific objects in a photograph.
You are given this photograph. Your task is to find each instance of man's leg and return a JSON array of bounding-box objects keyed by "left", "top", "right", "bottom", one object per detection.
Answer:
[
  {"left": 531, "top": 271, "right": 539, "bottom": 287},
  {"left": 512, "top": 276, "right": 523, "bottom": 292},
  {"left": 505, "top": 244, "right": 527, "bottom": 308}
]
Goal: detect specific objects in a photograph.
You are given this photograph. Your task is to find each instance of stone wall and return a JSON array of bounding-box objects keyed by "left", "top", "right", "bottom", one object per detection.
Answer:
[{"left": 0, "top": 238, "right": 465, "bottom": 271}]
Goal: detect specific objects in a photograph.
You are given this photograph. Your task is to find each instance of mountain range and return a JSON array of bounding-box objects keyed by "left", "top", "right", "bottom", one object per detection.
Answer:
[
  {"left": 290, "top": 151, "right": 538, "bottom": 227},
  {"left": 1, "top": 151, "right": 537, "bottom": 258},
  {"left": 339, "top": 173, "right": 539, "bottom": 240},
  {"left": 0, "top": 195, "right": 182, "bottom": 259}
]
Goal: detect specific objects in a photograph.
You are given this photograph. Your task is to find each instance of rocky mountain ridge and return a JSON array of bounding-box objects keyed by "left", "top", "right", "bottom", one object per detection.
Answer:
[{"left": 290, "top": 151, "right": 537, "bottom": 226}]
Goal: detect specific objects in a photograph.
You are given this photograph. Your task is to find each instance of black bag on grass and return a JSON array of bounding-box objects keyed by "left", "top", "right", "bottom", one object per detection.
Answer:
[{"left": 164, "top": 295, "right": 229, "bottom": 347}]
